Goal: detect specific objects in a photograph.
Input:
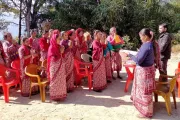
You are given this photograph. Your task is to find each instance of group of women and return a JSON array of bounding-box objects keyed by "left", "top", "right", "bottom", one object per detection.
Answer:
[
  {"left": 0, "top": 27, "right": 160, "bottom": 118},
  {"left": 0, "top": 27, "right": 124, "bottom": 100},
  {"left": 47, "top": 28, "right": 124, "bottom": 100}
]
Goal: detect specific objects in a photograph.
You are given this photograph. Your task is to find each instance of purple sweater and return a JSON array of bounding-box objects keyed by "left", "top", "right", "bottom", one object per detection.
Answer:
[
  {"left": 129, "top": 42, "right": 154, "bottom": 67},
  {"left": 60, "top": 39, "right": 69, "bottom": 49}
]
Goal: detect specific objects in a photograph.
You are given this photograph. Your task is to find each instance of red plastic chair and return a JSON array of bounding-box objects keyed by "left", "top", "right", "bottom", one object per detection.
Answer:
[
  {"left": 11, "top": 59, "right": 20, "bottom": 70},
  {"left": 0, "top": 64, "right": 21, "bottom": 103},
  {"left": 124, "top": 64, "right": 136, "bottom": 92},
  {"left": 11, "top": 59, "right": 20, "bottom": 75},
  {"left": 74, "top": 59, "right": 93, "bottom": 90}
]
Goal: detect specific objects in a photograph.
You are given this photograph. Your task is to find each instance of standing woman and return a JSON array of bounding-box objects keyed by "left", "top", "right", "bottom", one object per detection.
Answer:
[
  {"left": 39, "top": 30, "right": 49, "bottom": 62},
  {"left": 60, "top": 31, "right": 74, "bottom": 92},
  {"left": 127, "top": 28, "right": 156, "bottom": 118},
  {"left": 107, "top": 27, "right": 124, "bottom": 79},
  {"left": 3, "top": 32, "right": 19, "bottom": 67},
  {"left": 75, "top": 28, "right": 88, "bottom": 60},
  {"left": 29, "top": 29, "right": 40, "bottom": 65},
  {"left": 101, "top": 32, "right": 113, "bottom": 83},
  {"left": 18, "top": 37, "right": 38, "bottom": 97},
  {"left": 67, "top": 30, "right": 76, "bottom": 56},
  {"left": 84, "top": 32, "right": 93, "bottom": 56},
  {"left": 92, "top": 30, "right": 107, "bottom": 92},
  {"left": 47, "top": 30, "right": 67, "bottom": 101}
]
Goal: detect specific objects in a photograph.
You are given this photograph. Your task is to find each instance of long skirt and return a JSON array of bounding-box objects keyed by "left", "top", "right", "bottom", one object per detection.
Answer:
[
  {"left": 49, "top": 57, "right": 67, "bottom": 101},
  {"left": 105, "top": 52, "right": 112, "bottom": 81},
  {"left": 75, "top": 48, "right": 81, "bottom": 61},
  {"left": 112, "top": 51, "right": 122, "bottom": 72},
  {"left": 131, "top": 65, "right": 156, "bottom": 118},
  {"left": 20, "top": 62, "right": 38, "bottom": 97},
  {"left": 93, "top": 53, "right": 107, "bottom": 91},
  {"left": 40, "top": 51, "right": 47, "bottom": 62},
  {"left": 65, "top": 51, "right": 74, "bottom": 92}
]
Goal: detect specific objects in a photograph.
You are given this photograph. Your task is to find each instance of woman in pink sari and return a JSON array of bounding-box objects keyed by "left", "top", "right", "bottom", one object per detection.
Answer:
[
  {"left": 60, "top": 31, "right": 74, "bottom": 92},
  {"left": 18, "top": 37, "right": 38, "bottom": 97},
  {"left": 75, "top": 28, "right": 88, "bottom": 60},
  {"left": 47, "top": 30, "right": 67, "bottom": 101},
  {"left": 92, "top": 30, "right": 107, "bottom": 92},
  {"left": 107, "top": 27, "right": 124, "bottom": 79}
]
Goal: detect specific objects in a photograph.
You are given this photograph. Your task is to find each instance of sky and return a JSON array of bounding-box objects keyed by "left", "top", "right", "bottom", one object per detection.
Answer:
[{"left": 0, "top": 13, "right": 25, "bottom": 40}]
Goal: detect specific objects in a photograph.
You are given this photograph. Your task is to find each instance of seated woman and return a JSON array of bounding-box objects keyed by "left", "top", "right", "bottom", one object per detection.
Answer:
[
  {"left": 101, "top": 32, "right": 113, "bottom": 83},
  {"left": 18, "top": 37, "right": 38, "bottom": 97},
  {"left": 92, "top": 30, "right": 107, "bottom": 92},
  {"left": 60, "top": 31, "right": 74, "bottom": 92},
  {"left": 126, "top": 28, "right": 156, "bottom": 118},
  {"left": 47, "top": 30, "right": 67, "bottom": 101}
]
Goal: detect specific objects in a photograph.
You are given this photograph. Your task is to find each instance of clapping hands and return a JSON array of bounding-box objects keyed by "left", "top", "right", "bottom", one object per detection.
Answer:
[
  {"left": 60, "top": 45, "right": 65, "bottom": 53},
  {"left": 68, "top": 40, "right": 73, "bottom": 48}
]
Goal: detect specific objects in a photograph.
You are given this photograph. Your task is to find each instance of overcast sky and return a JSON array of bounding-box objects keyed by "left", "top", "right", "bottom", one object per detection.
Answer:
[{"left": 0, "top": 13, "right": 25, "bottom": 40}]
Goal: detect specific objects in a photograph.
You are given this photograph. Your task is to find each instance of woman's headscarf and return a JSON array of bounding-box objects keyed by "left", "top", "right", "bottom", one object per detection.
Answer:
[{"left": 75, "top": 28, "right": 83, "bottom": 44}]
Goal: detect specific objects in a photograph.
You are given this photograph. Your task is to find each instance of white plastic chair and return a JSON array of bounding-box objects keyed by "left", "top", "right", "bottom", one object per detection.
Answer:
[{"left": 81, "top": 54, "right": 92, "bottom": 63}]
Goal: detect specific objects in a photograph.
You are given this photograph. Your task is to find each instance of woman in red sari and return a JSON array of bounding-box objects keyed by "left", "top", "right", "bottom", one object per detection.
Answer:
[
  {"left": 92, "top": 30, "right": 107, "bottom": 92},
  {"left": 60, "top": 31, "right": 74, "bottom": 92},
  {"left": 75, "top": 28, "right": 88, "bottom": 60},
  {"left": 39, "top": 31, "right": 49, "bottom": 62},
  {"left": 67, "top": 30, "right": 76, "bottom": 56},
  {"left": 18, "top": 37, "right": 38, "bottom": 97},
  {"left": 101, "top": 32, "right": 113, "bottom": 83},
  {"left": 47, "top": 30, "right": 67, "bottom": 101},
  {"left": 29, "top": 29, "right": 40, "bottom": 65}
]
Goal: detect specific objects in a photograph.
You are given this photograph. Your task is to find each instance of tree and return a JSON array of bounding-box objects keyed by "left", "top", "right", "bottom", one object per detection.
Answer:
[
  {"left": 51, "top": 0, "right": 97, "bottom": 30},
  {"left": 0, "top": 0, "right": 56, "bottom": 38}
]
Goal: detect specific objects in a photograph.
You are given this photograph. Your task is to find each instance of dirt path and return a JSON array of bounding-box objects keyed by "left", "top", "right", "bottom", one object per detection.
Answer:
[{"left": 0, "top": 53, "right": 180, "bottom": 120}]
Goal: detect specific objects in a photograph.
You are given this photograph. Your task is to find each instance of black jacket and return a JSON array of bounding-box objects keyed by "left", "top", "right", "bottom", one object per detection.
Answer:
[{"left": 158, "top": 32, "right": 172, "bottom": 60}]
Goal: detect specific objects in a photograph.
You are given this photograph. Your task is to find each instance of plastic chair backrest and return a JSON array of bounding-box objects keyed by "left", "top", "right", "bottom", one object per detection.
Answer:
[
  {"left": 169, "top": 77, "right": 177, "bottom": 93},
  {"left": 81, "top": 54, "right": 92, "bottom": 63},
  {"left": 25, "top": 64, "right": 39, "bottom": 83},
  {"left": 11, "top": 59, "right": 20, "bottom": 70}
]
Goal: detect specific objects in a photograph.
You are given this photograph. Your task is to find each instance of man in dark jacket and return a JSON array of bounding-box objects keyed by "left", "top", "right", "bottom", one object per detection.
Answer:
[{"left": 158, "top": 23, "right": 172, "bottom": 82}]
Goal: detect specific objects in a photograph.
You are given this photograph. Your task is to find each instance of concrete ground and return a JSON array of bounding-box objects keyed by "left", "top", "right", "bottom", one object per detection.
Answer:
[{"left": 0, "top": 53, "right": 180, "bottom": 120}]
